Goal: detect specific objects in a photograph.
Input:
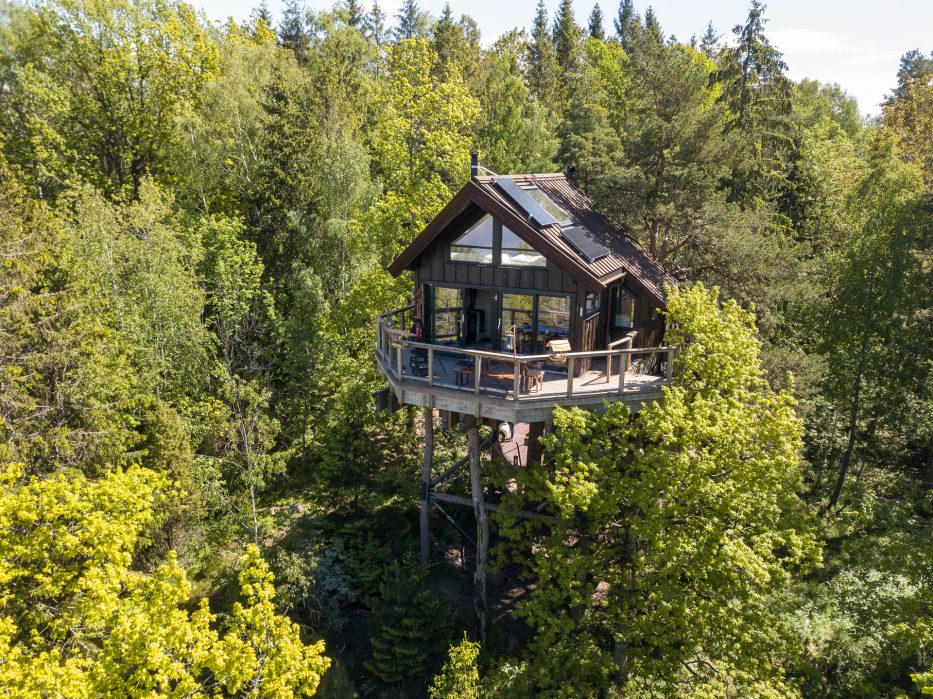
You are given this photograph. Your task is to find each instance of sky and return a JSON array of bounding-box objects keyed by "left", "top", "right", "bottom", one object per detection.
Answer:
[{"left": 195, "top": 0, "right": 933, "bottom": 116}]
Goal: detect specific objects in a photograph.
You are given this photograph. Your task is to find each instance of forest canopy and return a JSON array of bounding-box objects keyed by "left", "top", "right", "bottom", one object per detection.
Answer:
[{"left": 0, "top": 0, "right": 930, "bottom": 696}]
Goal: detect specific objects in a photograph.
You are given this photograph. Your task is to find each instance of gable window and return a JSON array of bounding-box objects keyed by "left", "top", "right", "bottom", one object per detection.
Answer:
[
  {"left": 501, "top": 226, "right": 546, "bottom": 267},
  {"left": 612, "top": 286, "right": 635, "bottom": 329},
  {"left": 450, "top": 215, "right": 494, "bottom": 264}
]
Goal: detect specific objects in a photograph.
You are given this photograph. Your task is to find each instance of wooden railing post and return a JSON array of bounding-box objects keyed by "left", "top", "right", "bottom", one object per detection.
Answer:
[
  {"left": 666, "top": 347, "right": 674, "bottom": 382},
  {"left": 513, "top": 357, "right": 521, "bottom": 401},
  {"left": 474, "top": 356, "right": 482, "bottom": 395},
  {"left": 396, "top": 344, "right": 403, "bottom": 380},
  {"left": 604, "top": 351, "right": 612, "bottom": 383},
  {"left": 618, "top": 353, "right": 626, "bottom": 395},
  {"left": 427, "top": 347, "right": 434, "bottom": 386},
  {"left": 566, "top": 356, "right": 575, "bottom": 398}
]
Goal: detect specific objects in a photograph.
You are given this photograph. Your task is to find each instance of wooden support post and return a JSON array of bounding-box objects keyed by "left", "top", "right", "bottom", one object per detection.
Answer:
[
  {"left": 513, "top": 357, "right": 521, "bottom": 400},
  {"left": 421, "top": 406, "right": 433, "bottom": 567},
  {"left": 566, "top": 356, "right": 575, "bottom": 397},
  {"left": 526, "top": 420, "right": 546, "bottom": 468},
  {"left": 605, "top": 352, "right": 612, "bottom": 383},
  {"left": 618, "top": 356, "right": 626, "bottom": 395},
  {"left": 465, "top": 417, "right": 488, "bottom": 643}
]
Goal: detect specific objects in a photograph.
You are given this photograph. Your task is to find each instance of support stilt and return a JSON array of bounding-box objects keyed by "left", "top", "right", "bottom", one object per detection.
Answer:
[
  {"left": 465, "top": 416, "right": 488, "bottom": 643},
  {"left": 526, "top": 420, "right": 546, "bottom": 468},
  {"left": 420, "top": 406, "right": 433, "bottom": 567}
]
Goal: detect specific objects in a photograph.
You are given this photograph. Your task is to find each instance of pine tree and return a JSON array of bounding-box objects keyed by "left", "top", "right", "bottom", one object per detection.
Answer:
[
  {"left": 364, "top": 1, "right": 386, "bottom": 46},
  {"left": 552, "top": 0, "right": 582, "bottom": 72},
  {"left": 717, "top": 0, "right": 794, "bottom": 204},
  {"left": 343, "top": 0, "right": 365, "bottom": 28},
  {"left": 614, "top": 0, "right": 635, "bottom": 49},
  {"left": 278, "top": 0, "right": 308, "bottom": 63},
  {"left": 393, "top": 0, "right": 428, "bottom": 41},
  {"left": 251, "top": 0, "right": 273, "bottom": 29},
  {"left": 365, "top": 558, "right": 456, "bottom": 688},
  {"left": 699, "top": 20, "right": 720, "bottom": 59},
  {"left": 527, "top": 0, "right": 558, "bottom": 105},
  {"left": 643, "top": 5, "right": 662, "bottom": 43},
  {"left": 588, "top": 3, "right": 605, "bottom": 41}
]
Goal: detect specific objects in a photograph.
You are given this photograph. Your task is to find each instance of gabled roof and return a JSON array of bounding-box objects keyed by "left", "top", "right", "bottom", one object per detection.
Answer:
[{"left": 387, "top": 173, "right": 678, "bottom": 305}]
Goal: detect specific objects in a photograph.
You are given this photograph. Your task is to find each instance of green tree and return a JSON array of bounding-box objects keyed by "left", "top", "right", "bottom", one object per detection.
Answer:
[
  {"left": 429, "top": 635, "right": 481, "bottom": 699},
  {"left": 0, "top": 463, "right": 330, "bottom": 697},
  {"left": 717, "top": 0, "right": 795, "bottom": 206},
  {"left": 497, "top": 283, "right": 820, "bottom": 694},
  {"left": 367, "top": 39, "right": 478, "bottom": 259},
  {"left": 613, "top": 0, "right": 636, "bottom": 50},
  {"left": 552, "top": 0, "right": 583, "bottom": 73},
  {"left": 365, "top": 558, "right": 456, "bottom": 692},
  {"left": 819, "top": 141, "right": 930, "bottom": 509},
  {"left": 477, "top": 44, "right": 557, "bottom": 174},
  {"left": 526, "top": 0, "right": 558, "bottom": 106},
  {"left": 392, "top": 0, "right": 429, "bottom": 41},
  {"left": 0, "top": 0, "right": 219, "bottom": 199},
  {"left": 587, "top": 4, "right": 605, "bottom": 41},
  {"left": 279, "top": 0, "right": 309, "bottom": 62},
  {"left": 883, "top": 50, "right": 933, "bottom": 183}
]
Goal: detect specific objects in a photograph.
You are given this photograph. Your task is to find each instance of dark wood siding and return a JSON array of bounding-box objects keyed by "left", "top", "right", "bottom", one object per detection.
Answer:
[{"left": 413, "top": 204, "right": 579, "bottom": 295}]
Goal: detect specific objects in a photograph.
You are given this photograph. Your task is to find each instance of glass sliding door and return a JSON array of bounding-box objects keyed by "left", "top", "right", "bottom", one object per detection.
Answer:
[
  {"left": 430, "top": 286, "right": 464, "bottom": 345},
  {"left": 500, "top": 293, "right": 534, "bottom": 353},
  {"left": 500, "top": 292, "right": 572, "bottom": 354},
  {"left": 536, "top": 295, "right": 571, "bottom": 350}
]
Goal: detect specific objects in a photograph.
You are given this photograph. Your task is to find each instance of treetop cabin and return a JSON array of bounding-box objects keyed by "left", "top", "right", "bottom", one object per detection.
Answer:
[
  {"left": 376, "top": 160, "right": 679, "bottom": 425},
  {"left": 375, "top": 158, "right": 680, "bottom": 637}
]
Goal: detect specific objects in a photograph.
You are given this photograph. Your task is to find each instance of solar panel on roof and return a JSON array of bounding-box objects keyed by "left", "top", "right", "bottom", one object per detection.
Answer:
[
  {"left": 561, "top": 226, "right": 611, "bottom": 263},
  {"left": 493, "top": 177, "right": 560, "bottom": 226}
]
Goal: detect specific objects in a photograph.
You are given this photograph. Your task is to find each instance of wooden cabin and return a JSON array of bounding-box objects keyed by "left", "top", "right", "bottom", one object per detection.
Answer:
[
  {"left": 389, "top": 172, "right": 676, "bottom": 362},
  {"left": 376, "top": 169, "right": 678, "bottom": 425},
  {"left": 377, "top": 168, "right": 679, "bottom": 612}
]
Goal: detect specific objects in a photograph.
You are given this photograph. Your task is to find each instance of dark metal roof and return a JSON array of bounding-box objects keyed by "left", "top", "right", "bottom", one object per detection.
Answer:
[{"left": 387, "top": 173, "right": 678, "bottom": 306}]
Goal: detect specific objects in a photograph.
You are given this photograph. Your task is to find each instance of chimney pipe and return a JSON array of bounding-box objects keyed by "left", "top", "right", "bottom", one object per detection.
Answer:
[{"left": 470, "top": 152, "right": 479, "bottom": 178}]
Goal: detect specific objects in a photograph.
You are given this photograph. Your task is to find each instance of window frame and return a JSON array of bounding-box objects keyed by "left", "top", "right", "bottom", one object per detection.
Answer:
[
  {"left": 448, "top": 215, "right": 547, "bottom": 269},
  {"left": 611, "top": 286, "right": 636, "bottom": 330}
]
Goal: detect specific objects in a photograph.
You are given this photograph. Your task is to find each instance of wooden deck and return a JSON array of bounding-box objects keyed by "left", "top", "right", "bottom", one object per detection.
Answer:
[{"left": 376, "top": 330, "right": 673, "bottom": 424}]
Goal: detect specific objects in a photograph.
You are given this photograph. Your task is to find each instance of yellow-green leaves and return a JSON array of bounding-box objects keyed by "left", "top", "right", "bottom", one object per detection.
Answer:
[
  {"left": 501, "top": 283, "right": 819, "bottom": 695},
  {"left": 0, "top": 464, "right": 330, "bottom": 698}
]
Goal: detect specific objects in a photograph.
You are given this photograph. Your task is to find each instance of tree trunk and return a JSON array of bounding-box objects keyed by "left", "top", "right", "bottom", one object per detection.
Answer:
[
  {"left": 420, "top": 406, "right": 433, "bottom": 567},
  {"left": 829, "top": 333, "right": 869, "bottom": 510},
  {"left": 467, "top": 418, "right": 488, "bottom": 643}
]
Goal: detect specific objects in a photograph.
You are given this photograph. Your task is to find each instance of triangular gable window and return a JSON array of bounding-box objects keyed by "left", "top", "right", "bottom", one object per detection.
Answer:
[
  {"left": 501, "top": 226, "right": 546, "bottom": 267},
  {"left": 450, "top": 215, "right": 494, "bottom": 264}
]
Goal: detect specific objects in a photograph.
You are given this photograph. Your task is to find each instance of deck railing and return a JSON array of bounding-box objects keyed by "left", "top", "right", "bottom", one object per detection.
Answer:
[{"left": 376, "top": 310, "right": 675, "bottom": 403}]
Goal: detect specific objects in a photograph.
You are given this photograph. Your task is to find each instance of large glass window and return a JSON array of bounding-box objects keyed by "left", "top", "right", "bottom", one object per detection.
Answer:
[
  {"left": 501, "top": 293, "right": 534, "bottom": 353},
  {"left": 432, "top": 286, "right": 463, "bottom": 344},
  {"left": 522, "top": 187, "right": 571, "bottom": 225},
  {"left": 612, "top": 287, "right": 635, "bottom": 329},
  {"left": 450, "top": 215, "right": 494, "bottom": 264},
  {"left": 537, "top": 295, "right": 571, "bottom": 349},
  {"left": 501, "top": 226, "right": 546, "bottom": 267}
]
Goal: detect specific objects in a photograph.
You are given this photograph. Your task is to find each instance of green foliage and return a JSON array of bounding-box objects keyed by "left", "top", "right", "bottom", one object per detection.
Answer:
[
  {"left": 364, "top": 557, "right": 457, "bottom": 692},
  {"left": 0, "top": 0, "right": 218, "bottom": 198},
  {"left": 0, "top": 462, "right": 330, "bottom": 697},
  {"left": 1, "top": 0, "right": 931, "bottom": 695},
  {"left": 497, "top": 283, "right": 820, "bottom": 695},
  {"left": 429, "top": 634, "right": 481, "bottom": 699}
]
